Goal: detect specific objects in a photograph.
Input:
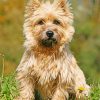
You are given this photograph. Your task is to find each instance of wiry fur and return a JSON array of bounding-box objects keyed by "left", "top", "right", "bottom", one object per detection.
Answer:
[{"left": 15, "top": 0, "right": 90, "bottom": 100}]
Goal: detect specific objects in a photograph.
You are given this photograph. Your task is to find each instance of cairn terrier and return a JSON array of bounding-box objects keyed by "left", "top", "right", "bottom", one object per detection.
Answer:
[{"left": 15, "top": 0, "right": 90, "bottom": 99}]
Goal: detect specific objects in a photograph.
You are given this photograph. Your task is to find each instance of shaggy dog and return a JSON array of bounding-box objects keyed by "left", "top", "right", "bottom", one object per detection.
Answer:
[{"left": 15, "top": 0, "right": 90, "bottom": 99}]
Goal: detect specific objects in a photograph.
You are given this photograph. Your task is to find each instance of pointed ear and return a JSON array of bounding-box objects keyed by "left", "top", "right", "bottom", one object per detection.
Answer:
[
  {"left": 54, "top": 0, "right": 70, "bottom": 12},
  {"left": 28, "top": 0, "right": 40, "bottom": 8},
  {"left": 25, "top": 0, "right": 41, "bottom": 17},
  {"left": 26, "top": 0, "right": 40, "bottom": 12}
]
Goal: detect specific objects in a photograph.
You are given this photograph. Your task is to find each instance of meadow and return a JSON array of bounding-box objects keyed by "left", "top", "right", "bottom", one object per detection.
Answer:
[{"left": 0, "top": 0, "right": 100, "bottom": 99}]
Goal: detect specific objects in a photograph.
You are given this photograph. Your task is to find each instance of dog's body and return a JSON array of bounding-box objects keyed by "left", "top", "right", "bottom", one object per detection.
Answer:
[{"left": 15, "top": 0, "right": 90, "bottom": 99}]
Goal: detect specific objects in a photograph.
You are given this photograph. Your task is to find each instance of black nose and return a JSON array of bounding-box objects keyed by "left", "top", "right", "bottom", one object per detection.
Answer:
[{"left": 46, "top": 31, "right": 54, "bottom": 38}]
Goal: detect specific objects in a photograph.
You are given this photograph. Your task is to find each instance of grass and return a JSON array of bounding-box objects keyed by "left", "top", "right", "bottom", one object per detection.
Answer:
[
  {"left": 0, "top": 53, "right": 18, "bottom": 100},
  {"left": 0, "top": 75, "right": 100, "bottom": 100},
  {"left": 89, "top": 84, "right": 100, "bottom": 100},
  {"left": 0, "top": 75, "right": 19, "bottom": 100}
]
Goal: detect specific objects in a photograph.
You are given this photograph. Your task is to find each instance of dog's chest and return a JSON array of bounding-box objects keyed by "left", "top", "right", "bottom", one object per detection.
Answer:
[
  {"left": 32, "top": 60, "right": 60, "bottom": 99},
  {"left": 31, "top": 53, "right": 75, "bottom": 99},
  {"left": 33, "top": 61, "right": 60, "bottom": 85},
  {"left": 31, "top": 54, "right": 74, "bottom": 85},
  {"left": 35, "top": 77, "right": 58, "bottom": 100}
]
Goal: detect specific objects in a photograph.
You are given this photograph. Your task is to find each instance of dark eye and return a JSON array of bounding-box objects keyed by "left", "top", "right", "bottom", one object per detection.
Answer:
[
  {"left": 37, "top": 20, "right": 44, "bottom": 25},
  {"left": 53, "top": 19, "right": 61, "bottom": 25}
]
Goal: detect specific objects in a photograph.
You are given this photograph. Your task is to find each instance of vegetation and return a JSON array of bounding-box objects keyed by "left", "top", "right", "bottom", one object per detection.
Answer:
[
  {"left": 0, "top": 0, "right": 100, "bottom": 99},
  {"left": 0, "top": 75, "right": 18, "bottom": 100},
  {"left": 0, "top": 75, "right": 100, "bottom": 100}
]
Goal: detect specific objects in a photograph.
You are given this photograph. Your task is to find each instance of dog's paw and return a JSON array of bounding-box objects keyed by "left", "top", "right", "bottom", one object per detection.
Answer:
[{"left": 75, "top": 85, "right": 91, "bottom": 99}]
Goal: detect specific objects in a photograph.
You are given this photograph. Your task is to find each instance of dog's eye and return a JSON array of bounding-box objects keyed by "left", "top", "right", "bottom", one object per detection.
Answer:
[
  {"left": 53, "top": 19, "right": 61, "bottom": 25},
  {"left": 37, "top": 20, "right": 44, "bottom": 25}
]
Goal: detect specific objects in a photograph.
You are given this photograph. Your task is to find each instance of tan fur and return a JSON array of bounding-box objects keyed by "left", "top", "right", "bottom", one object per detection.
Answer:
[{"left": 15, "top": 0, "right": 90, "bottom": 100}]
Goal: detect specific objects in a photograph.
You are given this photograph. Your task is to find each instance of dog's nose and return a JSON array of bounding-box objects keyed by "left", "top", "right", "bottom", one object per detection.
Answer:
[{"left": 46, "top": 30, "right": 54, "bottom": 38}]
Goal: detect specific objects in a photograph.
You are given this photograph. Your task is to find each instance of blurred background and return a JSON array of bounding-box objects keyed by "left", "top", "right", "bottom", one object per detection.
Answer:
[{"left": 0, "top": 0, "right": 100, "bottom": 83}]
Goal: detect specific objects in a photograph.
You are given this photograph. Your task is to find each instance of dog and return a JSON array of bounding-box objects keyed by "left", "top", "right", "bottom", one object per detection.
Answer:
[{"left": 15, "top": 0, "right": 90, "bottom": 99}]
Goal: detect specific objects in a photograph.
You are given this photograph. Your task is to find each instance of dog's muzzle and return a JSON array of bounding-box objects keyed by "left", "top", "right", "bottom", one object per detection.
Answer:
[{"left": 41, "top": 38, "right": 57, "bottom": 47}]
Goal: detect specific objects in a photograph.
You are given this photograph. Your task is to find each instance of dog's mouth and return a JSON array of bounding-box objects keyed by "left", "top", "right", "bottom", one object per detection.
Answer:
[{"left": 41, "top": 38, "right": 57, "bottom": 47}]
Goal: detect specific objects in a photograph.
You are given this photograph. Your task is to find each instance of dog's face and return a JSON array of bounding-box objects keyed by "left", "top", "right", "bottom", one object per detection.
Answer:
[{"left": 24, "top": 0, "right": 75, "bottom": 51}]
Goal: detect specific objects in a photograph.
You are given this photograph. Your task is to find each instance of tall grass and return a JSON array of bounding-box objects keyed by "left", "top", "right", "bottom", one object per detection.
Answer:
[{"left": 0, "top": 53, "right": 18, "bottom": 100}]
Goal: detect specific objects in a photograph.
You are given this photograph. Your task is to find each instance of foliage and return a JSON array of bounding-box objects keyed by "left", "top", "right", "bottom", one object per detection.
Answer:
[
  {"left": 0, "top": 75, "right": 100, "bottom": 100},
  {"left": 71, "top": 20, "right": 100, "bottom": 83},
  {"left": 89, "top": 84, "right": 100, "bottom": 100},
  {"left": 0, "top": 0, "right": 24, "bottom": 74},
  {"left": 0, "top": 75, "right": 19, "bottom": 100}
]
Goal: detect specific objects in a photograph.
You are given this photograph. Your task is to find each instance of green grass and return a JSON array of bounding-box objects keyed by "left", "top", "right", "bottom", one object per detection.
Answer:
[
  {"left": 0, "top": 75, "right": 19, "bottom": 100},
  {"left": 89, "top": 84, "right": 100, "bottom": 100},
  {"left": 0, "top": 75, "right": 100, "bottom": 100}
]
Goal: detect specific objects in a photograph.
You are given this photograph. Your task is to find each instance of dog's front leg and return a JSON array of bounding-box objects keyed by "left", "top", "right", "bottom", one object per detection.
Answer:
[
  {"left": 15, "top": 51, "right": 35, "bottom": 100},
  {"left": 67, "top": 54, "right": 90, "bottom": 99},
  {"left": 52, "top": 87, "right": 68, "bottom": 100},
  {"left": 73, "top": 65, "right": 90, "bottom": 99},
  {"left": 71, "top": 57, "right": 90, "bottom": 99},
  {"left": 15, "top": 71, "right": 35, "bottom": 100}
]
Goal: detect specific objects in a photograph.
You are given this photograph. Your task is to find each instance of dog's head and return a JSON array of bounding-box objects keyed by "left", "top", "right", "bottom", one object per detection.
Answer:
[{"left": 24, "top": 0, "right": 75, "bottom": 52}]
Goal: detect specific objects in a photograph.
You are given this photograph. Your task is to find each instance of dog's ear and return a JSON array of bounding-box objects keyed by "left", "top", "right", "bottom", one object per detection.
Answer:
[
  {"left": 25, "top": 0, "right": 41, "bottom": 17},
  {"left": 54, "top": 0, "right": 70, "bottom": 12},
  {"left": 27, "top": 0, "right": 40, "bottom": 10}
]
